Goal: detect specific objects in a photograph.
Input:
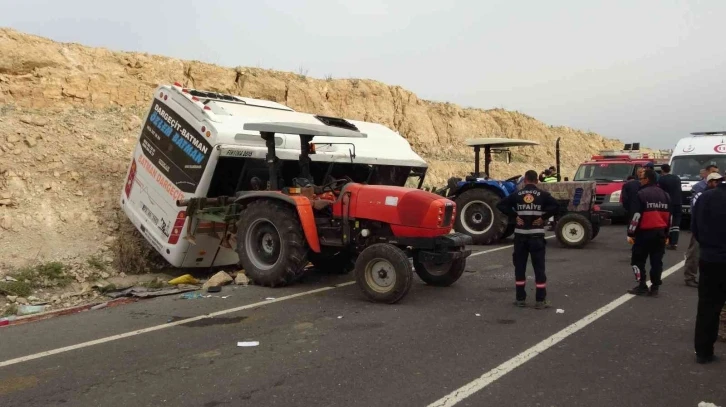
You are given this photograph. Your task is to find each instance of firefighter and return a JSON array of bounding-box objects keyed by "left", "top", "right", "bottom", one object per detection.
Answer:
[
  {"left": 692, "top": 172, "right": 726, "bottom": 364},
  {"left": 656, "top": 164, "right": 683, "bottom": 250},
  {"left": 622, "top": 167, "right": 644, "bottom": 224},
  {"left": 626, "top": 169, "right": 671, "bottom": 297},
  {"left": 496, "top": 170, "right": 560, "bottom": 309}
]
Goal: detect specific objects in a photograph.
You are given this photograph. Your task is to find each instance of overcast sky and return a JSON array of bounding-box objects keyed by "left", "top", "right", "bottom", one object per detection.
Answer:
[{"left": 2, "top": 0, "right": 725, "bottom": 149}]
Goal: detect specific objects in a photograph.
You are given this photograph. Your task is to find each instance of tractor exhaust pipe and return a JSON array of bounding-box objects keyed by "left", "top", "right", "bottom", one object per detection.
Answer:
[{"left": 555, "top": 137, "right": 561, "bottom": 182}]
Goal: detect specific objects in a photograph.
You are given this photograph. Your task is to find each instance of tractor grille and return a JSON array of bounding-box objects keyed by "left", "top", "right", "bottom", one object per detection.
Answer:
[
  {"left": 443, "top": 203, "right": 454, "bottom": 227},
  {"left": 595, "top": 194, "right": 606, "bottom": 204}
]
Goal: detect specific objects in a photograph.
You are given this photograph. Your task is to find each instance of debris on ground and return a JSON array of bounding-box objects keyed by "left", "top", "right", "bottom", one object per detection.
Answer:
[
  {"left": 202, "top": 271, "right": 233, "bottom": 290},
  {"left": 207, "top": 286, "right": 222, "bottom": 293},
  {"left": 237, "top": 341, "right": 260, "bottom": 347},
  {"left": 17, "top": 304, "right": 46, "bottom": 315},
  {"left": 169, "top": 274, "right": 200, "bottom": 285},
  {"left": 180, "top": 292, "right": 204, "bottom": 300},
  {"left": 234, "top": 272, "right": 250, "bottom": 286},
  {"left": 105, "top": 285, "right": 198, "bottom": 299},
  {"left": 556, "top": 309, "right": 565, "bottom": 314}
]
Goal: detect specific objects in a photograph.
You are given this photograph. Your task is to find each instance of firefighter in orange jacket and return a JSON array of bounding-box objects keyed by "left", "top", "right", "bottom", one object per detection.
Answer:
[{"left": 627, "top": 169, "right": 671, "bottom": 297}]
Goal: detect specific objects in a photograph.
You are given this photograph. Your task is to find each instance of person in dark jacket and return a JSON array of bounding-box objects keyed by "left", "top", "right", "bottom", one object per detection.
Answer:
[
  {"left": 656, "top": 164, "right": 683, "bottom": 249},
  {"left": 622, "top": 167, "right": 644, "bottom": 223},
  {"left": 497, "top": 170, "right": 560, "bottom": 309},
  {"left": 692, "top": 173, "right": 726, "bottom": 364},
  {"left": 626, "top": 169, "right": 671, "bottom": 297},
  {"left": 683, "top": 165, "right": 720, "bottom": 286}
]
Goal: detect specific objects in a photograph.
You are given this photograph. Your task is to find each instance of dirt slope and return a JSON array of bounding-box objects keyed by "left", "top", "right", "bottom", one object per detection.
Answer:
[{"left": 0, "top": 27, "right": 627, "bottom": 272}]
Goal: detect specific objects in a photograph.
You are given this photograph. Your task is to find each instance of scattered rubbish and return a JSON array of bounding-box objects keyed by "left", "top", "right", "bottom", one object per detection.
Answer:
[
  {"left": 237, "top": 341, "right": 260, "bottom": 347},
  {"left": 556, "top": 309, "right": 565, "bottom": 314},
  {"left": 465, "top": 269, "right": 477, "bottom": 273},
  {"left": 202, "top": 271, "right": 233, "bottom": 290},
  {"left": 207, "top": 286, "right": 222, "bottom": 293},
  {"left": 169, "top": 274, "right": 200, "bottom": 285},
  {"left": 698, "top": 403, "right": 721, "bottom": 407},
  {"left": 475, "top": 313, "right": 481, "bottom": 317},
  {"left": 106, "top": 286, "right": 198, "bottom": 299},
  {"left": 235, "top": 272, "right": 250, "bottom": 286},
  {"left": 0, "top": 316, "right": 16, "bottom": 327},
  {"left": 337, "top": 316, "right": 343, "bottom": 319},
  {"left": 265, "top": 297, "right": 276, "bottom": 301},
  {"left": 17, "top": 304, "right": 46, "bottom": 316},
  {"left": 180, "top": 292, "right": 204, "bottom": 300},
  {"left": 4, "top": 276, "right": 18, "bottom": 282},
  {"left": 222, "top": 296, "right": 231, "bottom": 299},
  {"left": 90, "top": 302, "right": 108, "bottom": 311}
]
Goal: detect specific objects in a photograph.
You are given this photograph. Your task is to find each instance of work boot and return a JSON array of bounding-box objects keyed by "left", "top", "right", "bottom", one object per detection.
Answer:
[
  {"left": 696, "top": 354, "right": 716, "bottom": 364},
  {"left": 514, "top": 300, "right": 526, "bottom": 308},
  {"left": 534, "top": 300, "right": 551, "bottom": 310},
  {"left": 648, "top": 286, "right": 659, "bottom": 297},
  {"left": 685, "top": 280, "right": 699, "bottom": 288},
  {"left": 628, "top": 284, "right": 649, "bottom": 296}
]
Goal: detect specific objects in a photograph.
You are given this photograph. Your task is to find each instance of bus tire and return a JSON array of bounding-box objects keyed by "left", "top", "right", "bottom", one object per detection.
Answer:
[{"left": 236, "top": 199, "right": 309, "bottom": 287}]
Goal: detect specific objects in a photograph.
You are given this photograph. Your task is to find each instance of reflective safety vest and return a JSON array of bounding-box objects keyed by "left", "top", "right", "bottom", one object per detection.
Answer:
[{"left": 543, "top": 176, "right": 558, "bottom": 183}]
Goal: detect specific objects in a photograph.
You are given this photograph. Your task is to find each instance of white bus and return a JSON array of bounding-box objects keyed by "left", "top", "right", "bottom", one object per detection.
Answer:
[
  {"left": 669, "top": 131, "right": 726, "bottom": 219},
  {"left": 120, "top": 83, "right": 428, "bottom": 268}
]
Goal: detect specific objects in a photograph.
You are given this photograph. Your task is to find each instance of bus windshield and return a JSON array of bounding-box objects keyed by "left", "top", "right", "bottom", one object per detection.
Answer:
[
  {"left": 671, "top": 155, "right": 726, "bottom": 181},
  {"left": 574, "top": 163, "right": 634, "bottom": 182}
]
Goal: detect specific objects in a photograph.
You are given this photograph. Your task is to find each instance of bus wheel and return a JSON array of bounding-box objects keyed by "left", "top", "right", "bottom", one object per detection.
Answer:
[{"left": 236, "top": 200, "right": 309, "bottom": 287}]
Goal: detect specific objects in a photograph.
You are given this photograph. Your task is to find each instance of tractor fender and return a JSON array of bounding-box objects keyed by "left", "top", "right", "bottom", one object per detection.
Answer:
[
  {"left": 453, "top": 180, "right": 509, "bottom": 199},
  {"left": 234, "top": 192, "right": 321, "bottom": 253}
]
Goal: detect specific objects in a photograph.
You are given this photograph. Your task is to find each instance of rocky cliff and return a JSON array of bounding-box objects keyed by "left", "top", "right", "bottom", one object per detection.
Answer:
[{"left": 0, "top": 28, "right": 625, "bottom": 271}]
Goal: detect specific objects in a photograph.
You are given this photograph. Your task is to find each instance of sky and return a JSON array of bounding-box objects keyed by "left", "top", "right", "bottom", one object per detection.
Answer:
[{"left": 2, "top": 0, "right": 725, "bottom": 149}]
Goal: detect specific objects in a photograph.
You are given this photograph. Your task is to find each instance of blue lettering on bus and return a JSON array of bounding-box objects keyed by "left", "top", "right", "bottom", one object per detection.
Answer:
[{"left": 149, "top": 112, "right": 204, "bottom": 165}]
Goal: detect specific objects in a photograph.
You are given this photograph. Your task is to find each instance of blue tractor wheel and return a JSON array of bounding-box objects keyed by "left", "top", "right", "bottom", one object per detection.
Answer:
[{"left": 454, "top": 188, "right": 509, "bottom": 245}]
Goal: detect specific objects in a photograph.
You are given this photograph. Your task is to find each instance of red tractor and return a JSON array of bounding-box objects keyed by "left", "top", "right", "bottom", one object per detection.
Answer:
[{"left": 177, "top": 122, "right": 472, "bottom": 303}]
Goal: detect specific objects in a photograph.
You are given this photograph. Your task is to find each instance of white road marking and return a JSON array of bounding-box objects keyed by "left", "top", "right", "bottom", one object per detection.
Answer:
[
  {"left": 0, "top": 282, "right": 356, "bottom": 369},
  {"left": 0, "top": 232, "right": 550, "bottom": 369},
  {"left": 469, "top": 234, "right": 555, "bottom": 257},
  {"left": 427, "top": 260, "right": 685, "bottom": 407}
]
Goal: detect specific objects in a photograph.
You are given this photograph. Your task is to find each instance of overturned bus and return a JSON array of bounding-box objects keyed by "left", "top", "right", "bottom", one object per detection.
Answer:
[{"left": 120, "top": 83, "right": 428, "bottom": 268}]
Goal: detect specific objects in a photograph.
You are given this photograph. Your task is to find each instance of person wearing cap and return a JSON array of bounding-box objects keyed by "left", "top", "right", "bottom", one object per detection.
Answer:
[
  {"left": 657, "top": 164, "right": 682, "bottom": 250},
  {"left": 692, "top": 171, "right": 726, "bottom": 364},
  {"left": 684, "top": 166, "right": 721, "bottom": 286},
  {"left": 622, "top": 167, "right": 645, "bottom": 224}
]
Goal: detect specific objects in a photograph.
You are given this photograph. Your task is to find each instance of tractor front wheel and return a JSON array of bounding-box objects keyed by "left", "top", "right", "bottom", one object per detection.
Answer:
[
  {"left": 454, "top": 188, "right": 508, "bottom": 245},
  {"left": 555, "top": 213, "right": 593, "bottom": 249},
  {"left": 236, "top": 200, "right": 309, "bottom": 287},
  {"left": 413, "top": 256, "right": 466, "bottom": 287},
  {"left": 355, "top": 244, "right": 413, "bottom": 304}
]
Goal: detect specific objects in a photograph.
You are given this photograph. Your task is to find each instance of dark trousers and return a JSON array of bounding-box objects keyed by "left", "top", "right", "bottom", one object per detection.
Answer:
[
  {"left": 694, "top": 260, "right": 726, "bottom": 357},
  {"left": 513, "top": 234, "right": 547, "bottom": 301},
  {"left": 631, "top": 230, "right": 666, "bottom": 287},
  {"left": 669, "top": 206, "right": 682, "bottom": 246}
]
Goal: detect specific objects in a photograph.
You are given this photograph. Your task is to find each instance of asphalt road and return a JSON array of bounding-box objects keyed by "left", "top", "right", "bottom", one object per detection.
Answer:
[{"left": 0, "top": 226, "right": 724, "bottom": 407}]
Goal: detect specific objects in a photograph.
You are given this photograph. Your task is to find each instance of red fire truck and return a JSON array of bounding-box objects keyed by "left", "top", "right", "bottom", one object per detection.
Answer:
[{"left": 572, "top": 146, "right": 669, "bottom": 221}]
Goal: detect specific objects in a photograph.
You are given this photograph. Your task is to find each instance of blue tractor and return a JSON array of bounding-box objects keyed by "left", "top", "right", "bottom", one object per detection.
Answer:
[{"left": 432, "top": 138, "right": 551, "bottom": 245}]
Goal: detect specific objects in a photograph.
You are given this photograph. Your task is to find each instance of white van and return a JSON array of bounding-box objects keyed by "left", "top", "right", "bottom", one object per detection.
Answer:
[
  {"left": 669, "top": 131, "right": 726, "bottom": 218},
  {"left": 120, "top": 83, "right": 428, "bottom": 268}
]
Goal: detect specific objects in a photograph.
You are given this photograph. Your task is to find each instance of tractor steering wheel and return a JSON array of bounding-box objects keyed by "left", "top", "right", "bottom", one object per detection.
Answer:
[
  {"left": 505, "top": 175, "right": 522, "bottom": 183},
  {"left": 322, "top": 177, "right": 352, "bottom": 195}
]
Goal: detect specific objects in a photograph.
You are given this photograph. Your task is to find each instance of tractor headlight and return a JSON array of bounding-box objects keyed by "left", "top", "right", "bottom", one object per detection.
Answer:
[{"left": 609, "top": 190, "right": 621, "bottom": 203}]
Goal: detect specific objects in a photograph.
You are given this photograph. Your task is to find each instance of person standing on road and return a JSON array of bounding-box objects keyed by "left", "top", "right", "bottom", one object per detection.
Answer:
[
  {"left": 692, "top": 172, "right": 726, "bottom": 364},
  {"left": 656, "top": 164, "right": 683, "bottom": 250},
  {"left": 683, "top": 166, "right": 720, "bottom": 287},
  {"left": 496, "top": 170, "right": 560, "bottom": 309},
  {"left": 626, "top": 169, "right": 671, "bottom": 297},
  {"left": 622, "top": 167, "right": 645, "bottom": 224}
]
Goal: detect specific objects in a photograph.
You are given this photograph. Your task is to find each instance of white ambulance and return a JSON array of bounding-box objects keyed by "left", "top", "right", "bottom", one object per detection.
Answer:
[
  {"left": 669, "top": 131, "right": 726, "bottom": 219},
  {"left": 120, "top": 83, "right": 428, "bottom": 268}
]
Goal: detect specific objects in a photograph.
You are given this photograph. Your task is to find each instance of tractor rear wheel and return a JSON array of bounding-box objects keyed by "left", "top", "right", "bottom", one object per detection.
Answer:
[
  {"left": 236, "top": 200, "right": 309, "bottom": 287},
  {"left": 556, "top": 213, "right": 593, "bottom": 249},
  {"left": 309, "top": 250, "right": 356, "bottom": 274},
  {"left": 355, "top": 244, "right": 413, "bottom": 304},
  {"left": 413, "top": 256, "right": 466, "bottom": 287},
  {"left": 454, "top": 188, "right": 508, "bottom": 245}
]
